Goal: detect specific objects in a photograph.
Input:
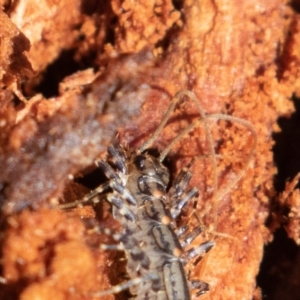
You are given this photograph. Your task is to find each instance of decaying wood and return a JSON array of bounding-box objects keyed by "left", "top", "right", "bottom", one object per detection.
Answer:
[{"left": 0, "top": 0, "right": 300, "bottom": 299}]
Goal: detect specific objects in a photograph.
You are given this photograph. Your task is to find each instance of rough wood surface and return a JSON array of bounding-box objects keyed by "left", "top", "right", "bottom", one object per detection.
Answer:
[{"left": 0, "top": 1, "right": 300, "bottom": 299}]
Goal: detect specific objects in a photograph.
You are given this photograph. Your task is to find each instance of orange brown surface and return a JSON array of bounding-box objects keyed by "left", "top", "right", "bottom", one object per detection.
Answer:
[
  {"left": 0, "top": 1, "right": 300, "bottom": 300},
  {"left": 277, "top": 174, "right": 300, "bottom": 245},
  {"left": 0, "top": 208, "right": 117, "bottom": 300}
]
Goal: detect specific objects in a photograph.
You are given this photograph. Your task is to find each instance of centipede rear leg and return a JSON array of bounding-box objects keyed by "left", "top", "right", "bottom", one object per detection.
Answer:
[{"left": 59, "top": 145, "right": 131, "bottom": 209}]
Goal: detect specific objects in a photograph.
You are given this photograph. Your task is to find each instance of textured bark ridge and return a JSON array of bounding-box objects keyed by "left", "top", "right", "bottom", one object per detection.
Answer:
[{"left": 0, "top": 1, "right": 299, "bottom": 299}]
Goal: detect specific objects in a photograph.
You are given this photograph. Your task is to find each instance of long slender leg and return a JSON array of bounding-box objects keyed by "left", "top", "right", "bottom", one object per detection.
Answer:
[
  {"left": 95, "top": 160, "right": 122, "bottom": 182},
  {"left": 176, "top": 224, "right": 189, "bottom": 238},
  {"left": 166, "top": 111, "right": 256, "bottom": 233},
  {"left": 58, "top": 181, "right": 111, "bottom": 209},
  {"left": 107, "top": 145, "right": 127, "bottom": 174},
  {"left": 186, "top": 241, "right": 215, "bottom": 260},
  {"left": 91, "top": 273, "right": 158, "bottom": 297},
  {"left": 59, "top": 145, "right": 128, "bottom": 209},
  {"left": 169, "top": 159, "right": 198, "bottom": 219},
  {"left": 59, "top": 177, "right": 137, "bottom": 209},
  {"left": 137, "top": 91, "right": 217, "bottom": 200},
  {"left": 191, "top": 113, "right": 257, "bottom": 230},
  {"left": 158, "top": 91, "right": 217, "bottom": 200},
  {"left": 179, "top": 226, "right": 202, "bottom": 249},
  {"left": 153, "top": 91, "right": 256, "bottom": 234},
  {"left": 169, "top": 160, "right": 194, "bottom": 201},
  {"left": 107, "top": 194, "right": 136, "bottom": 221},
  {"left": 89, "top": 226, "right": 123, "bottom": 244},
  {"left": 170, "top": 188, "right": 199, "bottom": 220},
  {"left": 190, "top": 280, "right": 209, "bottom": 298}
]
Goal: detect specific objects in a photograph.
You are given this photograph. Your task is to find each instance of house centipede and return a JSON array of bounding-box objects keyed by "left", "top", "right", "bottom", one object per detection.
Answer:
[{"left": 59, "top": 90, "right": 257, "bottom": 299}]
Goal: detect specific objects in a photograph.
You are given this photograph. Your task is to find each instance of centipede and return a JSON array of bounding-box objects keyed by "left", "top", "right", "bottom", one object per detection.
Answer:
[{"left": 59, "top": 90, "right": 257, "bottom": 299}]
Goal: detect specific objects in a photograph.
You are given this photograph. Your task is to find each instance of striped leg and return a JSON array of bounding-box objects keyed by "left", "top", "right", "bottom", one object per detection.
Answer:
[
  {"left": 59, "top": 144, "right": 128, "bottom": 209},
  {"left": 169, "top": 160, "right": 199, "bottom": 219},
  {"left": 190, "top": 280, "right": 209, "bottom": 298},
  {"left": 91, "top": 273, "right": 158, "bottom": 297},
  {"left": 58, "top": 181, "right": 111, "bottom": 209}
]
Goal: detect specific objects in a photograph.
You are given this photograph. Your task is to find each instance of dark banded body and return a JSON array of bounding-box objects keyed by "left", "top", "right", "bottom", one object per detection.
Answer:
[
  {"left": 93, "top": 145, "right": 213, "bottom": 299},
  {"left": 58, "top": 90, "right": 257, "bottom": 299}
]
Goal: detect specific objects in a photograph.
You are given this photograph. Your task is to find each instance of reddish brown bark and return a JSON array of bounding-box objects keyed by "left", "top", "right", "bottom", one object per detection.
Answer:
[{"left": 0, "top": 0, "right": 300, "bottom": 299}]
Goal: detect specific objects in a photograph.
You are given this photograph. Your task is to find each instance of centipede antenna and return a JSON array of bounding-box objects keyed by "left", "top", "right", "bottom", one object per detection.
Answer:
[
  {"left": 207, "top": 114, "right": 257, "bottom": 230},
  {"left": 192, "top": 210, "right": 238, "bottom": 241},
  {"left": 137, "top": 90, "right": 218, "bottom": 202},
  {"left": 138, "top": 91, "right": 217, "bottom": 202},
  {"left": 157, "top": 108, "right": 256, "bottom": 233},
  {"left": 159, "top": 118, "right": 209, "bottom": 162},
  {"left": 137, "top": 93, "right": 180, "bottom": 153},
  {"left": 208, "top": 114, "right": 257, "bottom": 199},
  {"left": 178, "top": 113, "right": 257, "bottom": 231}
]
